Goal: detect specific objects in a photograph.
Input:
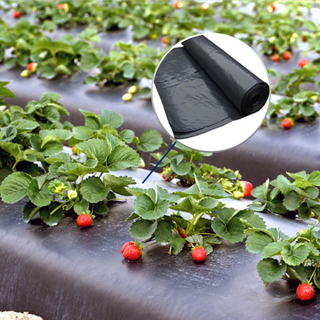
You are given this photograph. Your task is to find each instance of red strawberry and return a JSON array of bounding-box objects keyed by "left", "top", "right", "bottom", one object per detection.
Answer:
[
  {"left": 27, "top": 62, "right": 37, "bottom": 72},
  {"left": 57, "top": 3, "right": 65, "bottom": 9},
  {"left": 283, "top": 52, "right": 291, "bottom": 60},
  {"left": 173, "top": 1, "right": 182, "bottom": 9},
  {"left": 240, "top": 181, "right": 253, "bottom": 198},
  {"left": 76, "top": 214, "right": 92, "bottom": 228},
  {"left": 302, "top": 36, "right": 306, "bottom": 42},
  {"left": 297, "top": 59, "right": 308, "bottom": 68},
  {"left": 162, "top": 37, "right": 168, "bottom": 44},
  {"left": 282, "top": 118, "right": 292, "bottom": 129},
  {"left": 192, "top": 246, "right": 206, "bottom": 262},
  {"left": 123, "top": 244, "right": 141, "bottom": 261},
  {"left": 177, "top": 227, "right": 188, "bottom": 239},
  {"left": 272, "top": 54, "right": 279, "bottom": 62},
  {"left": 121, "top": 241, "right": 134, "bottom": 254},
  {"left": 270, "top": 3, "right": 276, "bottom": 11},
  {"left": 162, "top": 171, "right": 175, "bottom": 181},
  {"left": 296, "top": 283, "right": 314, "bottom": 302},
  {"left": 13, "top": 11, "right": 20, "bottom": 18}
]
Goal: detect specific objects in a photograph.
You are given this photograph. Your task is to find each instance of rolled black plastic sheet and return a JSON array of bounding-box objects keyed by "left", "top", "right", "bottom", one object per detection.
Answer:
[{"left": 154, "top": 35, "right": 270, "bottom": 139}]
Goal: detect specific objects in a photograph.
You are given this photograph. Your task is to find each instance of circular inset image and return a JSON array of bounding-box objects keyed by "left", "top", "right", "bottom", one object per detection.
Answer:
[{"left": 152, "top": 33, "right": 271, "bottom": 152}]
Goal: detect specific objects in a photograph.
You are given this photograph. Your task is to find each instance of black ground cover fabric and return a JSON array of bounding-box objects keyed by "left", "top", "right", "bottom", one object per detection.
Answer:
[{"left": 154, "top": 35, "right": 270, "bottom": 139}]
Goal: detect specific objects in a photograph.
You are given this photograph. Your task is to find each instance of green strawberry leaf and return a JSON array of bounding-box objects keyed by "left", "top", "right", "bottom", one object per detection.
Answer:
[
  {"left": 107, "top": 145, "right": 140, "bottom": 171},
  {"left": 136, "top": 129, "right": 163, "bottom": 152},
  {"left": 257, "top": 258, "right": 287, "bottom": 284},
  {"left": 27, "top": 177, "right": 53, "bottom": 207},
  {"left": 281, "top": 243, "right": 310, "bottom": 266},
  {"left": 246, "top": 232, "right": 274, "bottom": 254},
  {"left": 74, "top": 200, "right": 90, "bottom": 215},
  {"left": 134, "top": 194, "right": 169, "bottom": 220},
  {"left": 80, "top": 177, "right": 110, "bottom": 203},
  {"left": 130, "top": 219, "right": 157, "bottom": 239},
  {"left": 101, "top": 110, "right": 123, "bottom": 128},
  {"left": 39, "top": 203, "right": 63, "bottom": 226},
  {"left": 170, "top": 236, "right": 185, "bottom": 255},
  {"left": 0, "top": 172, "right": 32, "bottom": 203},
  {"left": 283, "top": 190, "right": 300, "bottom": 211},
  {"left": 23, "top": 201, "right": 40, "bottom": 223},
  {"left": 155, "top": 220, "right": 172, "bottom": 245},
  {"left": 77, "top": 138, "right": 111, "bottom": 163}
]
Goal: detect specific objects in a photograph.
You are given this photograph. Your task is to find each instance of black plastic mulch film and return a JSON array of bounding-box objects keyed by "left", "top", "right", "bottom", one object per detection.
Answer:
[{"left": 154, "top": 35, "right": 270, "bottom": 139}]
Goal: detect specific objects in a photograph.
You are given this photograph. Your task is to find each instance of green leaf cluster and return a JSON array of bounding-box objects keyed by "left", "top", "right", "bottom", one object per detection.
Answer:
[{"left": 249, "top": 171, "right": 320, "bottom": 220}]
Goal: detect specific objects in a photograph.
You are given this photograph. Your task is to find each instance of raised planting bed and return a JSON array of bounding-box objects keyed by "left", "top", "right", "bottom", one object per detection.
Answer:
[
  {"left": 2, "top": 66, "right": 320, "bottom": 187},
  {"left": 0, "top": 167, "right": 316, "bottom": 320}
]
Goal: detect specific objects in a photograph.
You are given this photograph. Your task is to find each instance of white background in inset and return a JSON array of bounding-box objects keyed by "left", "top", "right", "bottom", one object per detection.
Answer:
[{"left": 152, "top": 33, "right": 271, "bottom": 152}]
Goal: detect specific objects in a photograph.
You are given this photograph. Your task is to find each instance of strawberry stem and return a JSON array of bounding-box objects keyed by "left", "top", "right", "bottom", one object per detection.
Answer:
[{"left": 308, "top": 265, "right": 318, "bottom": 284}]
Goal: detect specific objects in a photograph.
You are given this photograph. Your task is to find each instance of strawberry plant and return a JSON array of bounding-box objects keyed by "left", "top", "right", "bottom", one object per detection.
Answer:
[
  {"left": 0, "top": 81, "right": 15, "bottom": 106},
  {"left": 152, "top": 142, "right": 247, "bottom": 198},
  {"left": 269, "top": 66, "right": 318, "bottom": 97},
  {"left": 0, "top": 87, "right": 166, "bottom": 226},
  {"left": 246, "top": 222, "right": 320, "bottom": 300},
  {"left": 26, "top": 29, "right": 101, "bottom": 79},
  {"left": 249, "top": 171, "right": 320, "bottom": 220},
  {"left": 254, "top": 13, "right": 303, "bottom": 56},
  {"left": 68, "top": 109, "right": 165, "bottom": 157},
  {"left": 85, "top": 41, "right": 165, "bottom": 98},
  {"left": 267, "top": 91, "right": 319, "bottom": 123},
  {"left": 126, "top": 177, "right": 265, "bottom": 259},
  {"left": 0, "top": 18, "right": 42, "bottom": 68}
]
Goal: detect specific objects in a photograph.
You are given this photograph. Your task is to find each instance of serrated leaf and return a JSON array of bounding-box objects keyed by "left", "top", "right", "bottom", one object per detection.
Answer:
[
  {"left": 10, "top": 119, "right": 39, "bottom": 132},
  {"left": 305, "top": 186, "right": 319, "bottom": 199},
  {"left": 170, "top": 236, "right": 185, "bottom": 255},
  {"left": 74, "top": 200, "right": 89, "bottom": 215},
  {"left": 39, "top": 203, "right": 63, "bottom": 226},
  {"left": 246, "top": 232, "right": 274, "bottom": 254},
  {"left": 130, "top": 219, "right": 157, "bottom": 239},
  {"left": 203, "top": 236, "right": 221, "bottom": 245},
  {"left": 186, "top": 234, "right": 203, "bottom": 245},
  {"left": 80, "top": 177, "right": 110, "bottom": 203},
  {"left": 134, "top": 194, "right": 169, "bottom": 220},
  {"left": 77, "top": 138, "right": 111, "bottom": 163},
  {"left": 299, "top": 202, "right": 312, "bottom": 220},
  {"left": 281, "top": 243, "right": 310, "bottom": 266},
  {"left": 257, "top": 258, "right": 287, "bottom": 284},
  {"left": 136, "top": 130, "right": 163, "bottom": 152},
  {"left": 23, "top": 201, "right": 40, "bottom": 223},
  {"left": 103, "top": 174, "right": 136, "bottom": 189},
  {"left": 212, "top": 217, "right": 245, "bottom": 243},
  {"left": 251, "top": 180, "right": 269, "bottom": 199},
  {"left": 101, "top": 110, "right": 123, "bottom": 128},
  {"left": 39, "top": 129, "right": 72, "bottom": 142},
  {"left": 287, "top": 265, "right": 309, "bottom": 283},
  {"left": 107, "top": 145, "right": 140, "bottom": 171},
  {"left": 248, "top": 201, "right": 267, "bottom": 212},
  {"left": 72, "top": 126, "right": 94, "bottom": 140},
  {"left": 155, "top": 220, "right": 172, "bottom": 245},
  {"left": 262, "top": 242, "right": 287, "bottom": 259},
  {"left": 119, "top": 129, "right": 135, "bottom": 143},
  {"left": 283, "top": 191, "right": 300, "bottom": 211},
  {"left": 27, "top": 178, "right": 53, "bottom": 207},
  {"left": 308, "top": 171, "right": 320, "bottom": 186},
  {"left": 277, "top": 175, "right": 296, "bottom": 196},
  {"left": 0, "top": 172, "right": 32, "bottom": 203}
]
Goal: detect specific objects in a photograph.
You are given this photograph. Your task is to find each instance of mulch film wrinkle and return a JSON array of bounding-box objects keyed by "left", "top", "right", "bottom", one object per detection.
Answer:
[{"left": 154, "top": 35, "right": 270, "bottom": 139}]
